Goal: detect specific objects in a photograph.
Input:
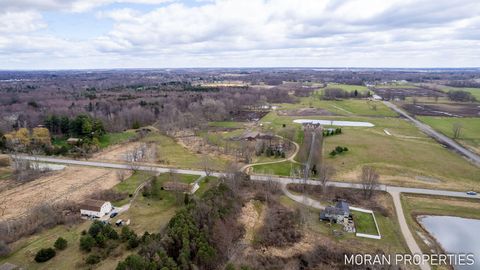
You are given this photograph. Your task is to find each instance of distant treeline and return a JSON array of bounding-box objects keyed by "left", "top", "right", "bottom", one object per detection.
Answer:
[{"left": 321, "top": 88, "right": 371, "bottom": 100}]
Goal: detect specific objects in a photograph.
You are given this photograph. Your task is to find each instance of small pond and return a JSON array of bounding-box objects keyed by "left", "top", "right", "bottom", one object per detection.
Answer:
[
  {"left": 418, "top": 215, "right": 480, "bottom": 269},
  {"left": 293, "top": 119, "right": 374, "bottom": 127}
]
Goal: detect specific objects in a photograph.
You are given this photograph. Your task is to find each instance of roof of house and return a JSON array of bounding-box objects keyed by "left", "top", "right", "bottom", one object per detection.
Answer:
[
  {"left": 335, "top": 200, "right": 350, "bottom": 213},
  {"left": 79, "top": 199, "right": 108, "bottom": 212}
]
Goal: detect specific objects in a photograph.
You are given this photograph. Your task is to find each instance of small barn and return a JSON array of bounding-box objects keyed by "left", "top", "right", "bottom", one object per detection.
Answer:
[{"left": 79, "top": 199, "right": 112, "bottom": 218}]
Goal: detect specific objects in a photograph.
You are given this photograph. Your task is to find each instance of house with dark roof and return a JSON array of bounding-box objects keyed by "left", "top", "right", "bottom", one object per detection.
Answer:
[
  {"left": 79, "top": 199, "right": 112, "bottom": 218},
  {"left": 320, "top": 200, "right": 350, "bottom": 223}
]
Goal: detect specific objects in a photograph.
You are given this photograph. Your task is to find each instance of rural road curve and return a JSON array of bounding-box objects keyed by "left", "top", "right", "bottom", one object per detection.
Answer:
[
  {"left": 13, "top": 155, "right": 480, "bottom": 270},
  {"left": 15, "top": 155, "right": 480, "bottom": 200},
  {"left": 383, "top": 101, "right": 480, "bottom": 166},
  {"left": 240, "top": 137, "right": 300, "bottom": 173}
]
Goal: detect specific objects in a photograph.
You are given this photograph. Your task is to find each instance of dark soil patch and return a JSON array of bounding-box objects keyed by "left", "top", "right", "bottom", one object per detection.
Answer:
[
  {"left": 375, "top": 87, "right": 445, "bottom": 100},
  {"left": 402, "top": 103, "right": 480, "bottom": 117}
]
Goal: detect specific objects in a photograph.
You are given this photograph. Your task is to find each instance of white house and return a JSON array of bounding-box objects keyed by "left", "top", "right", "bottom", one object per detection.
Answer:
[{"left": 79, "top": 199, "right": 112, "bottom": 218}]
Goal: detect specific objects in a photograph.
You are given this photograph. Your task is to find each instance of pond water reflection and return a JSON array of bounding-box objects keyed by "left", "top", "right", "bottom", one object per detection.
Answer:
[{"left": 418, "top": 215, "right": 480, "bottom": 270}]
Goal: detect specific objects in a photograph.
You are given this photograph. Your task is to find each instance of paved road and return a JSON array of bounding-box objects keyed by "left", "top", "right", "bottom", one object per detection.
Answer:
[
  {"left": 383, "top": 101, "right": 480, "bottom": 166},
  {"left": 15, "top": 155, "right": 480, "bottom": 200},
  {"left": 12, "top": 155, "right": 480, "bottom": 270}
]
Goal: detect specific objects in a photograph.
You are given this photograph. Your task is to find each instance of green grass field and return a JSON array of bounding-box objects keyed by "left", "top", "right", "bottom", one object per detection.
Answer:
[
  {"left": 259, "top": 108, "right": 480, "bottom": 190},
  {"left": 277, "top": 98, "right": 398, "bottom": 117},
  {"left": 322, "top": 83, "right": 369, "bottom": 92},
  {"left": 252, "top": 161, "right": 301, "bottom": 176},
  {"left": 437, "top": 85, "right": 480, "bottom": 100},
  {"left": 142, "top": 132, "right": 227, "bottom": 170},
  {"left": 352, "top": 211, "right": 378, "bottom": 235},
  {"left": 417, "top": 117, "right": 480, "bottom": 153},
  {"left": 98, "top": 130, "right": 136, "bottom": 148}
]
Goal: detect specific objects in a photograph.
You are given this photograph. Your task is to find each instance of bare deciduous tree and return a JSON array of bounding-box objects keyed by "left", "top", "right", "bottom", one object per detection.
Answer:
[
  {"left": 360, "top": 166, "right": 379, "bottom": 199},
  {"left": 116, "top": 170, "right": 127, "bottom": 182},
  {"left": 317, "top": 164, "right": 335, "bottom": 194},
  {"left": 200, "top": 154, "right": 213, "bottom": 177}
]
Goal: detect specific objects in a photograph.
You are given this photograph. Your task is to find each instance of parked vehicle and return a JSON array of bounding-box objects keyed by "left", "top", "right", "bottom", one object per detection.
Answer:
[
  {"left": 115, "top": 219, "right": 123, "bottom": 226},
  {"left": 110, "top": 212, "right": 118, "bottom": 218},
  {"left": 466, "top": 191, "right": 477, "bottom": 196}
]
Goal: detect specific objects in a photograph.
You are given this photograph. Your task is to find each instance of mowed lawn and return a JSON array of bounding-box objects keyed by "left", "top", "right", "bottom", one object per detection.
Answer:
[
  {"left": 277, "top": 98, "right": 398, "bottom": 117},
  {"left": 252, "top": 161, "right": 301, "bottom": 176},
  {"left": 323, "top": 117, "right": 480, "bottom": 190},
  {"left": 316, "top": 83, "right": 370, "bottom": 94},
  {"left": 417, "top": 117, "right": 480, "bottom": 154},
  {"left": 353, "top": 211, "right": 378, "bottom": 235},
  {"left": 142, "top": 132, "right": 227, "bottom": 170},
  {"left": 260, "top": 109, "right": 480, "bottom": 190}
]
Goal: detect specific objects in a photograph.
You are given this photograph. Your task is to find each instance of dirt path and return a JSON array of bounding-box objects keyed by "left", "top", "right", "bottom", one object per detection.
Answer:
[{"left": 240, "top": 137, "right": 300, "bottom": 173}]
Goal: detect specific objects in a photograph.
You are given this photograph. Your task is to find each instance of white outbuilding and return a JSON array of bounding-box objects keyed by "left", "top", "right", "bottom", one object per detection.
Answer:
[{"left": 79, "top": 199, "right": 112, "bottom": 218}]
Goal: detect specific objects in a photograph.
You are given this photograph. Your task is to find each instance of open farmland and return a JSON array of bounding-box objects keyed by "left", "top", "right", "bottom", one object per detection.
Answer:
[
  {"left": 417, "top": 117, "right": 480, "bottom": 154},
  {"left": 258, "top": 105, "right": 480, "bottom": 191},
  {"left": 402, "top": 102, "right": 480, "bottom": 117},
  {"left": 374, "top": 86, "right": 445, "bottom": 100}
]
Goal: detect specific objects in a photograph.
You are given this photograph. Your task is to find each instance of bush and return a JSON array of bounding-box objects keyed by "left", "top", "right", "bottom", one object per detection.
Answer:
[
  {"left": 54, "top": 237, "right": 68, "bottom": 250},
  {"left": 86, "top": 254, "right": 101, "bottom": 265},
  {"left": 127, "top": 236, "right": 140, "bottom": 250},
  {"left": 80, "top": 235, "right": 95, "bottom": 252},
  {"left": 34, "top": 248, "right": 56, "bottom": 262}
]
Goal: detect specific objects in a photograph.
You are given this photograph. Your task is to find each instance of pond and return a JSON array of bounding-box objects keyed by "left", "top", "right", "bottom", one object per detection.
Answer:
[
  {"left": 293, "top": 119, "right": 375, "bottom": 127},
  {"left": 418, "top": 215, "right": 480, "bottom": 270}
]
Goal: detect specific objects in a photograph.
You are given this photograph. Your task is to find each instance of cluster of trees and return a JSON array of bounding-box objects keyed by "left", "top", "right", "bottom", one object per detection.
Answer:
[
  {"left": 447, "top": 90, "right": 477, "bottom": 102},
  {"left": 0, "top": 75, "right": 294, "bottom": 136},
  {"left": 254, "top": 141, "right": 286, "bottom": 158},
  {"left": 34, "top": 237, "right": 68, "bottom": 263},
  {"left": 79, "top": 220, "right": 140, "bottom": 265},
  {"left": 321, "top": 88, "right": 370, "bottom": 100},
  {"left": 2, "top": 127, "right": 51, "bottom": 152},
  {"left": 323, "top": 128, "right": 342, "bottom": 137},
  {"left": 329, "top": 146, "right": 348, "bottom": 157},
  {"left": 44, "top": 114, "right": 105, "bottom": 138},
  {"left": 116, "top": 183, "right": 243, "bottom": 270}
]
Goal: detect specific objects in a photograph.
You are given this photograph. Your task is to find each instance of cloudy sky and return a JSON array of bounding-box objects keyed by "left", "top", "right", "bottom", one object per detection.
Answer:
[{"left": 1, "top": 0, "right": 479, "bottom": 69}]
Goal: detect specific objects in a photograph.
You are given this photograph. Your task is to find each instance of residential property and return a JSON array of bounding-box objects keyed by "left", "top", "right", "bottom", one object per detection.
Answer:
[
  {"left": 79, "top": 199, "right": 112, "bottom": 218},
  {"left": 320, "top": 200, "right": 350, "bottom": 223}
]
